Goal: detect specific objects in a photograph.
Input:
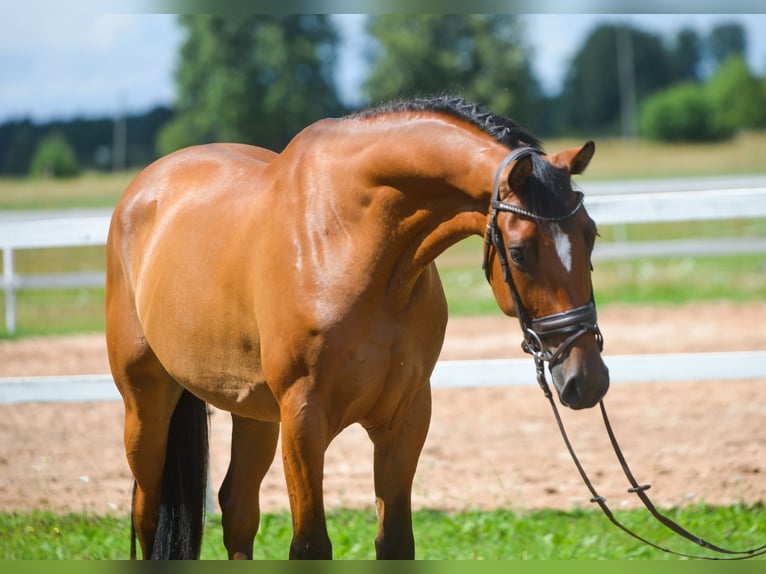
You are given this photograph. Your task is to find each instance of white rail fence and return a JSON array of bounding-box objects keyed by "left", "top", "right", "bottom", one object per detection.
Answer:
[
  {"left": 2, "top": 350, "right": 765, "bottom": 404},
  {"left": 1, "top": 216, "right": 109, "bottom": 334},
  {"left": 0, "top": 187, "right": 765, "bottom": 403}
]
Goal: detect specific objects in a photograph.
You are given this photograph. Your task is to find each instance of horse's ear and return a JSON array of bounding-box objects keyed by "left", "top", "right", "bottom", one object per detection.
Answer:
[
  {"left": 570, "top": 140, "right": 595, "bottom": 175},
  {"left": 549, "top": 140, "right": 595, "bottom": 175},
  {"left": 507, "top": 154, "right": 534, "bottom": 193}
]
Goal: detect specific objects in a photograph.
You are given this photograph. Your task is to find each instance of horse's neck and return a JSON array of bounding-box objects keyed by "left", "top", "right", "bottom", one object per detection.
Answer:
[
  {"left": 344, "top": 117, "right": 505, "bottom": 301},
  {"left": 278, "top": 115, "right": 507, "bottom": 309}
]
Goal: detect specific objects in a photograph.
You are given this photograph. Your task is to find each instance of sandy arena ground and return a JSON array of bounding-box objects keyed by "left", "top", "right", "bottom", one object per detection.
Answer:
[{"left": 0, "top": 301, "right": 764, "bottom": 516}]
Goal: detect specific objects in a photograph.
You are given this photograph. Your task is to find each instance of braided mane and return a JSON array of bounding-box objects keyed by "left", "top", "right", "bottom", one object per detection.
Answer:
[{"left": 350, "top": 95, "right": 542, "bottom": 150}]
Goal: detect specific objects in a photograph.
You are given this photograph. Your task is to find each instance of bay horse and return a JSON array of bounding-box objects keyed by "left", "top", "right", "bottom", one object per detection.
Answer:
[{"left": 105, "top": 96, "right": 609, "bottom": 560}]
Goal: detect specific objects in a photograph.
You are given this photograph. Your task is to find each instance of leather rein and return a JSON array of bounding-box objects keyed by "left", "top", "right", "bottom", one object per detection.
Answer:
[{"left": 483, "top": 147, "right": 766, "bottom": 560}]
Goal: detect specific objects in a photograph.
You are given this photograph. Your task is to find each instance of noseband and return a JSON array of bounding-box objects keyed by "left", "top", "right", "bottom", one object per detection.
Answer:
[{"left": 482, "top": 147, "right": 603, "bottom": 369}]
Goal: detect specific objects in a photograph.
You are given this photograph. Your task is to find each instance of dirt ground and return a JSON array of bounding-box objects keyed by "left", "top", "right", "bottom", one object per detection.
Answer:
[{"left": 0, "top": 301, "right": 764, "bottom": 517}]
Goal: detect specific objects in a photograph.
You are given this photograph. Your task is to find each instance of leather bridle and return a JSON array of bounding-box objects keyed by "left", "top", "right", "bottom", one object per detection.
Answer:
[
  {"left": 481, "top": 146, "right": 603, "bottom": 371},
  {"left": 482, "top": 147, "right": 766, "bottom": 560}
]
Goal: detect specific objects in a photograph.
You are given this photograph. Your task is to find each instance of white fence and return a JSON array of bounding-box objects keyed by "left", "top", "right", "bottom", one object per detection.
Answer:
[
  {"left": 2, "top": 350, "right": 766, "bottom": 404},
  {"left": 1, "top": 216, "right": 110, "bottom": 334}
]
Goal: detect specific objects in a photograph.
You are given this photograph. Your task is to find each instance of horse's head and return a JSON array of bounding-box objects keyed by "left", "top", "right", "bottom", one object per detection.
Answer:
[{"left": 483, "top": 141, "right": 609, "bottom": 410}]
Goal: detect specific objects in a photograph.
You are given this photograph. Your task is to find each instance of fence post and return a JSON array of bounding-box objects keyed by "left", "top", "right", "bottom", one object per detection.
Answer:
[{"left": 2, "top": 246, "right": 16, "bottom": 335}]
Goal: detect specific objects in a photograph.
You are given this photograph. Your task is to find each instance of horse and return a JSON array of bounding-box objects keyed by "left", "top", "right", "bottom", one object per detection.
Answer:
[{"left": 105, "top": 96, "right": 609, "bottom": 560}]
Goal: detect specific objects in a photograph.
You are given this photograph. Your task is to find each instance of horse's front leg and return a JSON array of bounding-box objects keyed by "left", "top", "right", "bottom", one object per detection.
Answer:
[
  {"left": 366, "top": 381, "right": 432, "bottom": 560},
  {"left": 279, "top": 385, "right": 333, "bottom": 559}
]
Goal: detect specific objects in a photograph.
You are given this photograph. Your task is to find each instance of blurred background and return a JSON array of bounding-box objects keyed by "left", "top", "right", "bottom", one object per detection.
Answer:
[{"left": 2, "top": 13, "right": 766, "bottom": 172}]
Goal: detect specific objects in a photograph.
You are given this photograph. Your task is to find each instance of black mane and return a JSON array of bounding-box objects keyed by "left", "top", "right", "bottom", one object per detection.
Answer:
[
  {"left": 350, "top": 95, "right": 542, "bottom": 150},
  {"left": 351, "top": 96, "right": 576, "bottom": 221}
]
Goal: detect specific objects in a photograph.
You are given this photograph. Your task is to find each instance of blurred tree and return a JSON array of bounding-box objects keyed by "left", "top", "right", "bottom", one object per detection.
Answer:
[
  {"left": 708, "top": 22, "right": 746, "bottom": 69},
  {"left": 0, "top": 120, "right": 35, "bottom": 175},
  {"left": 669, "top": 28, "right": 702, "bottom": 83},
  {"left": 0, "top": 107, "right": 173, "bottom": 176},
  {"left": 557, "top": 24, "right": 673, "bottom": 135},
  {"left": 639, "top": 83, "right": 729, "bottom": 142},
  {"left": 362, "top": 15, "right": 547, "bottom": 133},
  {"left": 158, "top": 15, "right": 343, "bottom": 154},
  {"left": 639, "top": 54, "right": 765, "bottom": 143},
  {"left": 706, "top": 56, "right": 766, "bottom": 133},
  {"left": 29, "top": 132, "right": 81, "bottom": 178}
]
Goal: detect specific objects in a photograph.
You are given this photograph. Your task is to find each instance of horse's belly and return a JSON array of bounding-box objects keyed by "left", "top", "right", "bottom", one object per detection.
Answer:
[{"left": 176, "top": 372, "right": 281, "bottom": 422}]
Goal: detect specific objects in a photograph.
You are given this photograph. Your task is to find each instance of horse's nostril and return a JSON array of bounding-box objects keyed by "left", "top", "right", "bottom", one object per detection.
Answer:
[
  {"left": 559, "top": 368, "right": 609, "bottom": 410},
  {"left": 561, "top": 377, "right": 581, "bottom": 407}
]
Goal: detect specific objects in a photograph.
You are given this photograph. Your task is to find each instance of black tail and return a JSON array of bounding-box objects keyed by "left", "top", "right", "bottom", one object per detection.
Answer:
[{"left": 148, "top": 390, "right": 209, "bottom": 559}]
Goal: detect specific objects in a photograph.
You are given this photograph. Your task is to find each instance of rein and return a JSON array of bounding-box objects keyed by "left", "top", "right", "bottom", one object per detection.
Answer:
[{"left": 483, "top": 148, "right": 766, "bottom": 560}]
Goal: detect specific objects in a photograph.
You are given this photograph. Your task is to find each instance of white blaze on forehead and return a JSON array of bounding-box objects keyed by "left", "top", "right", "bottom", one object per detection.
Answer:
[{"left": 551, "top": 224, "right": 572, "bottom": 273}]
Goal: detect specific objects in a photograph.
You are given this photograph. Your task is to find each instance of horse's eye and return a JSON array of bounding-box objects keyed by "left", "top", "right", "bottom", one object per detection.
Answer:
[{"left": 508, "top": 247, "right": 526, "bottom": 268}]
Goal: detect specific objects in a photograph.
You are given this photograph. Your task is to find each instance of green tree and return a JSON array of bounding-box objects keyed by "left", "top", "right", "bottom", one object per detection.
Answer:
[
  {"left": 158, "top": 15, "right": 343, "bottom": 154},
  {"left": 362, "top": 15, "right": 545, "bottom": 132},
  {"left": 0, "top": 120, "right": 36, "bottom": 175},
  {"left": 669, "top": 28, "right": 702, "bottom": 83},
  {"left": 557, "top": 24, "right": 674, "bottom": 135},
  {"left": 639, "top": 83, "right": 729, "bottom": 142},
  {"left": 29, "top": 132, "right": 81, "bottom": 178},
  {"left": 706, "top": 56, "right": 766, "bottom": 133},
  {"left": 708, "top": 22, "right": 746, "bottom": 69}
]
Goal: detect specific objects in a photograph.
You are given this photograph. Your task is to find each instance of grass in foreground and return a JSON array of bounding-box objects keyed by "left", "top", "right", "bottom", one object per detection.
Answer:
[{"left": 1, "top": 504, "right": 764, "bottom": 560}]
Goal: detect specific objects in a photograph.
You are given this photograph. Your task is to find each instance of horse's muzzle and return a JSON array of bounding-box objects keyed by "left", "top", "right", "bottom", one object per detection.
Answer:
[
  {"left": 522, "top": 301, "right": 609, "bottom": 409},
  {"left": 552, "top": 344, "right": 610, "bottom": 410}
]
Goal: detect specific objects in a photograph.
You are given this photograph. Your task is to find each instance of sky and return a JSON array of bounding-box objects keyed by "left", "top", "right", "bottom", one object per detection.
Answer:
[{"left": 1, "top": 12, "right": 765, "bottom": 123}]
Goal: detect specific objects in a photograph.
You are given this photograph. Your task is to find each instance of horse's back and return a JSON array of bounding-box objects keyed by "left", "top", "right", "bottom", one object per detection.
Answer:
[{"left": 109, "top": 142, "right": 276, "bottom": 273}]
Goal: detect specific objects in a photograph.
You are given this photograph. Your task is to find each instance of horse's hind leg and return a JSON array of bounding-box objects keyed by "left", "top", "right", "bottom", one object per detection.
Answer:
[
  {"left": 106, "top": 270, "right": 185, "bottom": 558},
  {"left": 366, "top": 382, "right": 432, "bottom": 559},
  {"left": 109, "top": 334, "right": 184, "bottom": 558},
  {"left": 218, "top": 415, "right": 279, "bottom": 560}
]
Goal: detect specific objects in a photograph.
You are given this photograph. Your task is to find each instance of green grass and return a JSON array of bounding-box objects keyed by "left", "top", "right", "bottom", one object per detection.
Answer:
[
  {"left": 0, "top": 288, "right": 106, "bottom": 338},
  {"left": 439, "top": 254, "right": 766, "bottom": 313},
  {"left": 0, "top": 246, "right": 107, "bottom": 338},
  {"left": 2, "top": 504, "right": 764, "bottom": 559},
  {"left": 571, "top": 131, "right": 766, "bottom": 181},
  {"left": 436, "top": 233, "right": 766, "bottom": 315}
]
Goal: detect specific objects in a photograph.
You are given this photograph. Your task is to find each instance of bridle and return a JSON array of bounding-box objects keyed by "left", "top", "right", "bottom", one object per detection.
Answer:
[
  {"left": 482, "top": 147, "right": 766, "bottom": 560},
  {"left": 482, "top": 146, "right": 603, "bottom": 371}
]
